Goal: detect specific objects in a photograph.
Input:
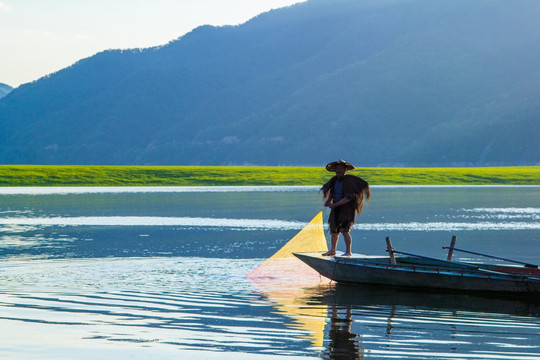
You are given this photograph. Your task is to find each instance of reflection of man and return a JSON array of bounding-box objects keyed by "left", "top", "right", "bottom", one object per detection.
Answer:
[
  {"left": 321, "top": 160, "right": 370, "bottom": 256},
  {"left": 324, "top": 305, "right": 364, "bottom": 359}
]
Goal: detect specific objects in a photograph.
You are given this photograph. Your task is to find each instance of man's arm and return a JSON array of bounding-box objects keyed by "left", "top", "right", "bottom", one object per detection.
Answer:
[{"left": 326, "top": 197, "right": 351, "bottom": 209}]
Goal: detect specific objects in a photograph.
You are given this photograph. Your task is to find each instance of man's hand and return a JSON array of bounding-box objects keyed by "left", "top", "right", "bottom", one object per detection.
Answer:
[{"left": 325, "top": 197, "right": 351, "bottom": 209}]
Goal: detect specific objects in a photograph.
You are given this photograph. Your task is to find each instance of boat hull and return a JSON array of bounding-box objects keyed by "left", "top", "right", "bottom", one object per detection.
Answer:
[{"left": 294, "top": 252, "right": 540, "bottom": 295}]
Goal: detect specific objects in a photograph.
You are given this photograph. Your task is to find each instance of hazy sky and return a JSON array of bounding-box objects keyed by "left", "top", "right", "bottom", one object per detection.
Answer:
[{"left": 0, "top": 0, "right": 305, "bottom": 88}]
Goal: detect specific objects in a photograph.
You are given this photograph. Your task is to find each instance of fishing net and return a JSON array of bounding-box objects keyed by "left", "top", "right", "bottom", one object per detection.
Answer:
[{"left": 246, "top": 211, "right": 328, "bottom": 278}]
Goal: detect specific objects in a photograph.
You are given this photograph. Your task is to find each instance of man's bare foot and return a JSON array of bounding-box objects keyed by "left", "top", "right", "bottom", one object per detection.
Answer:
[
  {"left": 342, "top": 252, "right": 352, "bottom": 256},
  {"left": 322, "top": 250, "right": 336, "bottom": 256}
]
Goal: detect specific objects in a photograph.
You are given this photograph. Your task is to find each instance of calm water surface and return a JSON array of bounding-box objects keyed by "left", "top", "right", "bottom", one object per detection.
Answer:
[{"left": 1, "top": 186, "right": 539, "bottom": 359}]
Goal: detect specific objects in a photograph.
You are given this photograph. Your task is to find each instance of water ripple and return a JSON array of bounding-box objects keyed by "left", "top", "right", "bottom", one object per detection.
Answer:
[{"left": 2, "top": 258, "right": 540, "bottom": 359}]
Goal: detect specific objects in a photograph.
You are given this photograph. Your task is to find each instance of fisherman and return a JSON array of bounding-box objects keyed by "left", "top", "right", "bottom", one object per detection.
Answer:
[{"left": 321, "top": 160, "right": 370, "bottom": 256}]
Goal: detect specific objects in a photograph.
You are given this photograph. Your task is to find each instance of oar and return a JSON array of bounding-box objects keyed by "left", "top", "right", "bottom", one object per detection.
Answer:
[
  {"left": 442, "top": 246, "right": 539, "bottom": 269},
  {"left": 394, "top": 250, "right": 480, "bottom": 270},
  {"left": 394, "top": 250, "right": 533, "bottom": 278}
]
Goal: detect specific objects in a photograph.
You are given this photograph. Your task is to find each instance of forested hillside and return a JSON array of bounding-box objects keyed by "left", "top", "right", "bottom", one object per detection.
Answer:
[{"left": 0, "top": 0, "right": 538, "bottom": 166}]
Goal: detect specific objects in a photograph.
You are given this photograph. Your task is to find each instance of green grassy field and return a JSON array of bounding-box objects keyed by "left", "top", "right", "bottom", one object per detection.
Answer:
[{"left": 0, "top": 165, "right": 538, "bottom": 186}]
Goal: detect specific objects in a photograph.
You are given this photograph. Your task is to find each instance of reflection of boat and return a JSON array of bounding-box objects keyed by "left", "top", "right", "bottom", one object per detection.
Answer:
[
  {"left": 310, "top": 282, "right": 540, "bottom": 317},
  {"left": 307, "top": 281, "right": 540, "bottom": 359},
  {"left": 309, "top": 282, "right": 540, "bottom": 360}
]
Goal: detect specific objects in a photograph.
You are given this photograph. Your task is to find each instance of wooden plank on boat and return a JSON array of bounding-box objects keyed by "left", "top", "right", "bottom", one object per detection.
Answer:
[
  {"left": 386, "top": 237, "right": 397, "bottom": 265},
  {"left": 395, "top": 250, "right": 480, "bottom": 270},
  {"left": 446, "top": 236, "right": 457, "bottom": 260}
]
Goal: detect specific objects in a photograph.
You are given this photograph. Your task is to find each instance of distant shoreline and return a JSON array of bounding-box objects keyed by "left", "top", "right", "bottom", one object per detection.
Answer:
[{"left": 0, "top": 165, "right": 538, "bottom": 186}]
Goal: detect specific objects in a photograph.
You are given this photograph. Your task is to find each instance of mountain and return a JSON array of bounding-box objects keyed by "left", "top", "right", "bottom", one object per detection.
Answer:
[
  {"left": 0, "top": 83, "right": 12, "bottom": 99},
  {"left": 0, "top": 0, "right": 539, "bottom": 166}
]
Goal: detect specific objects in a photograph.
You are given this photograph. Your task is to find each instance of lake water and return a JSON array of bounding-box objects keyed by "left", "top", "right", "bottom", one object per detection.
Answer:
[{"left": 1, "top": 186, "right": 539, "bottom": 359}]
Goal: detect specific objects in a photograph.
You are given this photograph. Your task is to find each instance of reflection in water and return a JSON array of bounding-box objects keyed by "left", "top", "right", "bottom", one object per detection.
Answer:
[
  {"left": 324, "top": 305, "right": 363, "bottom": 360},
  {"left": 386, "top": 306, "right": 396, "bottom": 336},
  {"left": 248, "top": 257, "right": 330, "bottom": 349},
  {"left": 306, "top": 284, "right": 540, "bottom": 360},
  {"left": 2, "top": 257, "right": 540, "bottom": 359}
]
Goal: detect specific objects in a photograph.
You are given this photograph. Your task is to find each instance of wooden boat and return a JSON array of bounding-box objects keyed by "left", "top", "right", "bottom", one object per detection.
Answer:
[{"left": 294, "top": 237, "right": 540, "bottom": 295}]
